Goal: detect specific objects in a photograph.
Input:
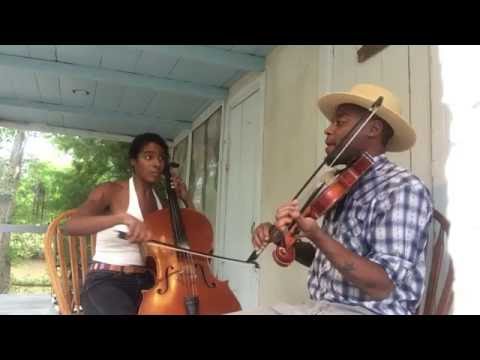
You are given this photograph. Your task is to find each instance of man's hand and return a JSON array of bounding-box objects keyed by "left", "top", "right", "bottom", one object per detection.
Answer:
[
  {"left": 251, "top": 222, "right": 273, "bottom": 250},
  {"left": 274, "top": 200, "right": 320, "bottom": 239},
  {"left": 252, "top": 199, "right": 324, "bottom": 251}
]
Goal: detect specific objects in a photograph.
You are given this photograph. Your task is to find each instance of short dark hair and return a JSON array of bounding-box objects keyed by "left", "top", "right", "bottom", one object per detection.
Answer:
[{"left": 129, "top": 133, "right": 169, "bottom": 160}]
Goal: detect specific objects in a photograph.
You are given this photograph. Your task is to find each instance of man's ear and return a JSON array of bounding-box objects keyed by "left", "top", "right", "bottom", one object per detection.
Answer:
[{"left": 368, "top": 118, "right": 384, "bottom": 138}]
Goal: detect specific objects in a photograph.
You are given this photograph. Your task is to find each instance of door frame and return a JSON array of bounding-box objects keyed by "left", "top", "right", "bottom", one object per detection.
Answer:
[{"left": 215, "top": 72, "right": 265, "bottom": 306}]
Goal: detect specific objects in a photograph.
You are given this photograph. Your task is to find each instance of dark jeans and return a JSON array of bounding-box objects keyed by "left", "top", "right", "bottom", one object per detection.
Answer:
[{"left": 80, "top": 270, "right": 154, "bottom": 315}]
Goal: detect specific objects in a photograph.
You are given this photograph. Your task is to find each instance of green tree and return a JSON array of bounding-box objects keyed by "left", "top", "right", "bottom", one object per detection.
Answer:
[
  {"left": 48, "top": 134, "right": 166, "bottom": 209},
  {"left": 0, "top": 127, "right": 16, "bottom": 146},
  {"left": 9, "top": 159, "right": 69, "bottom": 266},
  {"left": 10, "top": 135, "right": 135, "bottom": 227},
  {"left": 8, "top": 133, "right": 168, "bottom": 269},
  {"left": 49, "top": 135, "right": 132, "bottom": 210},
  {"left": 0, "top": 129, "right": 27, "bottom": 292},
  {"left": 12, "top": 159, "right": 71, "bottom": 225}
]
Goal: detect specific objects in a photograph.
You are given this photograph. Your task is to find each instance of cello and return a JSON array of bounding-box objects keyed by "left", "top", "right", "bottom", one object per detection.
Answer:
[
  {"left": 134, "top": 160, "right": 246, "bottom": 315},
  {"left": 246, "top": 96, "right": 384, "bottom": 267}
]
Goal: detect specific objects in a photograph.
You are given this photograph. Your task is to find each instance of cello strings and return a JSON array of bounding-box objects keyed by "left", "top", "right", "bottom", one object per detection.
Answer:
[
  {"left": 188, "top": 252, "right": 197, "bottom": 298},
  {"left": 170, "top": 176, "right": 194, "bottom": 302}
]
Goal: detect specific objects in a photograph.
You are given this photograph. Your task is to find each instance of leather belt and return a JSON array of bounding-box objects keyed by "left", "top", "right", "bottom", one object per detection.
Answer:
[{"left": 89, "top": 262, "right": 147, "bottom": 274}]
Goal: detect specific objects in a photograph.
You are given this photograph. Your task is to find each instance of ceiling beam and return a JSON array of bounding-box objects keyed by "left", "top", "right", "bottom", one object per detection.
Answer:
[
  {"left": 0, "top": 53, "right": 227, "bottom": 99},
  {"left": 0, "top": 97, "right": 190, "bottom": 133},
  {"left": 1, "top": 118, "right": 177, "bottom": 146},
  {"left": 112, "top": 45, "right": 265, "bottom": 72},
  {"left": 0, "top": 119, "right": 134, "bottom": 142}
]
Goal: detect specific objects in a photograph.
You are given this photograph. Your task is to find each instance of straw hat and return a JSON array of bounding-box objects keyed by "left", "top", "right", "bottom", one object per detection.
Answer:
[{"left": 317, "top": 83, "right": 416, "bottom": 152}]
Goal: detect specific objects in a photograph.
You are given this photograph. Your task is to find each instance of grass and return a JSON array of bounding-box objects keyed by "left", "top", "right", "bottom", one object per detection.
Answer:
[{"left": 9, "top": 258, "right": 52, "bottom": 294}]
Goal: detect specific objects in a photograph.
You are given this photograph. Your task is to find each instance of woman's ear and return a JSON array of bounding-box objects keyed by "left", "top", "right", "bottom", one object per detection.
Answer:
[{"left": 130, "top": 158, "right": 136, "bottom": 172}]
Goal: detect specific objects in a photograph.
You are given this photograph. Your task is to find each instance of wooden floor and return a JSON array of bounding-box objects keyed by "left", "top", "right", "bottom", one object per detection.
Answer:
[{"left": 0, "top": 294, "right": 58, "bottom": 315}]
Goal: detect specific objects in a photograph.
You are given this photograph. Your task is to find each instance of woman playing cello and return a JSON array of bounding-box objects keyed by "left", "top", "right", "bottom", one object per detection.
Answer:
[{"left": 64, "top": 133, "right": 193, "bottom": 315}]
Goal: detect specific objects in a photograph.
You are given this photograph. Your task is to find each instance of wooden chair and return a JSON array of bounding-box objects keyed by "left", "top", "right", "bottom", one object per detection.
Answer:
[
  {"left": 43, "top": 209, "right": 96, "bottom": 315},
  {"left": 417, "top": 209, "right": 454, "bottom": 315}
]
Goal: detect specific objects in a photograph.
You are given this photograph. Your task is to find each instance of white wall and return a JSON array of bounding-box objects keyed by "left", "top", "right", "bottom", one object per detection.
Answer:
[
  {"left": 257, "top": 45, "right": 325, "bottom": 305},
  {"left": 329, "top": 45, "right": 433, "bottom": 190},
  {"left": 430, "top": 46, "right": 450, "bottom": 216}
]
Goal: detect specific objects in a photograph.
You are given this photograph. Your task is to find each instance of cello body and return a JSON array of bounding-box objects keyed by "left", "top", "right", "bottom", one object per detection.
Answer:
[{"left": 138, "top": 206, "right": 241, "bottom": 315}]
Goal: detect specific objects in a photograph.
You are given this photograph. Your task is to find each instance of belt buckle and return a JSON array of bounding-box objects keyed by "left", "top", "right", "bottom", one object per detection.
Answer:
[{"left": 122, "top": 266, "right": 140, "bottom": 274}]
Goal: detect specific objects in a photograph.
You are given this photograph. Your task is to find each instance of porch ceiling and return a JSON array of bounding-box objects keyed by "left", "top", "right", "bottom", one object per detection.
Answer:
[{"left": 0, "top": 45, "right": 276, "bottom": 141}]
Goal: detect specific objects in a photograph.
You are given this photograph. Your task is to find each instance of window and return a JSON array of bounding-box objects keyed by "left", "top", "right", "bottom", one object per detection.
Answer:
[
  {"left": 172, "top": 135, "right": 189, "bottom": 185},
  {"left": 172, "top": 107, "right": 222, "bottom": 226}
]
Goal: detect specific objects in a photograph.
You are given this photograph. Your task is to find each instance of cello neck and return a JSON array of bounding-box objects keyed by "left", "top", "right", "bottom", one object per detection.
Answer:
[{"left": 164, "top": 162, "right": 189, "bottom": 248}]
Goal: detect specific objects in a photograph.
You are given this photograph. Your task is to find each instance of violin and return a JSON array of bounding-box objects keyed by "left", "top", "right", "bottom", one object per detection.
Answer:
[
  {"left": 135, "top": 162, "right": 247, "bottom": 315},
  {"left": 246, "top": 96, "right": 384, "bottom": 267}
]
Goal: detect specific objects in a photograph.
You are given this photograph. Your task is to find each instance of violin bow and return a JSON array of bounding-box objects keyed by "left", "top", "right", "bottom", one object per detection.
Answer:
[
  {"left": 116, "top": 230, "right": 260, "bottom": 269},
  {"left": 246, "top": 96, "right": 384, "bottom": 263}
]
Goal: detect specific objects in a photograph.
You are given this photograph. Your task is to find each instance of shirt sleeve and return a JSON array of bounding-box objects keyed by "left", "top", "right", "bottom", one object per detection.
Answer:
[{"left": 366, "top": 182, "right": 433, "bottom": 285}]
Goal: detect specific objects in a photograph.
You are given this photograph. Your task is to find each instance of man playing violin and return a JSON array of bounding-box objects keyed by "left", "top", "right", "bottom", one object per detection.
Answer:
[
  {"left": 64, "top": 133, "right": 194, "bottom": 315},
  {"left": 244, "top": 84, "right": 433, "bottom": 315}
]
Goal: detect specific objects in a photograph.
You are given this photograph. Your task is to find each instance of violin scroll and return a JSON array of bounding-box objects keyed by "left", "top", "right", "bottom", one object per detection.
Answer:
[{"left": 269, "top": 225, "right": 297, "bottom": 267}]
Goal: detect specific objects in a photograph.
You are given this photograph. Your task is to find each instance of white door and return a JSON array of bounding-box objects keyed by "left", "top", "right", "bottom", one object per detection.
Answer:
[{"left": 218, "top": 85, "right": 263, "bottom": 310}]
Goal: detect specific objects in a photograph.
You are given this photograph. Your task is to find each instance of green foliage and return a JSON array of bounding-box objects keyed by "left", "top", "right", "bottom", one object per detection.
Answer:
[
  {"left": 9, "top": 258, "right": 52, "bottom": 294},
  {"left": 0, "top": 128, "right": 23, "bottom": 199},
  {"left": 47, "top": 134, "right": 132, "bottom": 210},
  {"left": 11, "top": 135, "right": 141, "bottom": 223},
  {"left": 0, "top": 158, "right": 8, "bottom": 193},
  {"left": 46, "top": 134, "right": 167, "bottom": 207},
  {"left": 0, "top": 127, "right": 16, "bottom": 149},
  {"left": 11, "top": 274, "right": 50, "bottom": 286},
  {"left": 8, "top": 233, "right": 44, "bottom": 264},
  {"left": 9, "top": 133, "right": 168, "bottom": 265},
  {"left": 12, "top": 159, "right": 69, "bottom": 224}
]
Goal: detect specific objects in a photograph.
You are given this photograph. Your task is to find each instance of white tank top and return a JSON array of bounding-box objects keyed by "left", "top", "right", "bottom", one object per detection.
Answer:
[{"left": 93, "top": 177, "right": 162, "bottom": 266}]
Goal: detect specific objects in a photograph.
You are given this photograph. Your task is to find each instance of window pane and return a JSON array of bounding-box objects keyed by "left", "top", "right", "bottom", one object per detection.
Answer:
[
  {"left": 189, "top": 108, "right": 222, "bottom": 225},
  {"left": 172, "top": 136, "right": 188, "bottom": 184},
  {"left": 204, "top": 109, "right": 221, "bottom": 224},
  {"left": 190, "top": 123, "right": 206, "bottom": 212}
]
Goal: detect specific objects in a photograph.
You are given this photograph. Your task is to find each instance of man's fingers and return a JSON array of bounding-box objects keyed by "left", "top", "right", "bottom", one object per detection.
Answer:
[
  {"left": 253, "top": 233, "right": 263, "bottom": 249},
  {"left": 262, "top": 225, "right": 270, "bottom": 242},
  {"left": 275, "top": 205, "right": 301, "bottom": 220},
  {"left": 252, "top": 227, "right": 270, "bottom": 249},
  {"left": 276, "top": 217, "right": 293, "bottom": 230},
  {"left": 290, "top": 210, "right": 301, "bottom": 220},
  {"left": 252, "top": 232, "right": 261, "bottom": 249}
]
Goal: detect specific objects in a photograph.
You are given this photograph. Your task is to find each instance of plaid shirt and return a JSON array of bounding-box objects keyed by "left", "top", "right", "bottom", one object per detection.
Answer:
[{"left": 307, "top": 154, "right": 433, "bottom": 315}]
